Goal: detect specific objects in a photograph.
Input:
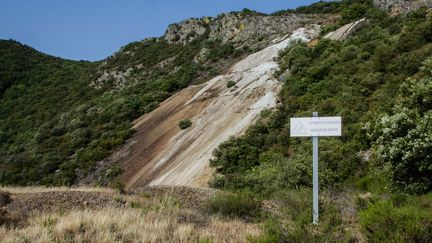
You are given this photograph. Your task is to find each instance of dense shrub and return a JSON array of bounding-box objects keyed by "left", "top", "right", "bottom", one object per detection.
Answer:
[
  {"left": 204, "top": 191, "right": 261, "bottom": 220},
  {"left": 250, "top": 189, "right": 356, "bottom": 242},
  {"left": 178, "top": 119, "right": 192, "bottom": 130},
  {"left": 226, "top": 80, "right": 236, "bottom": 88},
  {"left": 0, "top": 191, "right": 11, "bottom": 206},
  {"left": 359, "top": 194, "right": 432, "bottom": 242},
  {"left": 366, "top": 58, "right": 432, "bottom": 193}
]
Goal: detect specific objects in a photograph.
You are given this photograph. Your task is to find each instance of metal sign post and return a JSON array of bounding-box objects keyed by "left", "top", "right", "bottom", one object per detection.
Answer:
[
  {"left": 290, "top": 112, "right": 342, "bottom": 224},
  {"left": 312, "top": 112, "right": 319, "bottom": 224}
]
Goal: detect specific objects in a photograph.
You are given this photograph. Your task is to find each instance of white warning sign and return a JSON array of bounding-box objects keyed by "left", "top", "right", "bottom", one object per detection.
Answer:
[{"left": 290, "top": 116, "right": 342, "bottom": 137}]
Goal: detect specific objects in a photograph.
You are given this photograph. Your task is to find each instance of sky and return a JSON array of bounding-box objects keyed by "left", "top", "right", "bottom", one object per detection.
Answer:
[{"left": 0, "top": 0, "right": 322, "bottom": 61}]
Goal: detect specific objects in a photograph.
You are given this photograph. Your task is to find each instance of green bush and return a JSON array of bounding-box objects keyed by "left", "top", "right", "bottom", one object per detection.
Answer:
[
  {"left": 226, "top": 80, "right": 236, "bottom": 88},
  {"left": 366, "top": 58, "right": 432, "bottom": 193},
  {"left": 204, "top": 191, "right": 261, "bottom": 220},
  {"left": 251, "top": 189, "right": 357, "bottom": 242},
  {"left": 359, "top": 195, "right": 432, "bottom": 242},
  {"left": 178, "top": 119, "right": 192, "bottom": 130},
  {"left": 0, "top": 191, "right": 11, "bottom": 206}
]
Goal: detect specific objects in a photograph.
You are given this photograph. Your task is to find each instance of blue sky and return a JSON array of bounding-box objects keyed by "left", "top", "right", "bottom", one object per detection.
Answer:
[{"left": 0, "top": 0, "right": 322, "bottom": 61}]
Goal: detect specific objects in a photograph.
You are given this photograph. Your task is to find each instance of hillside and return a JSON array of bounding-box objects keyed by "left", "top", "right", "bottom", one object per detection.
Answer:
[
  {"left": 1, "top": 0, "right": 432, "bottom": 242},
  {"left": 95, "top": 25, "right": 321, "bottom": 190},
  {"left": 0, "top": 9, "right": 325, "bottom": 187},
  {"left": 207, "top": 1, "right": 432, "bottom": 241}
]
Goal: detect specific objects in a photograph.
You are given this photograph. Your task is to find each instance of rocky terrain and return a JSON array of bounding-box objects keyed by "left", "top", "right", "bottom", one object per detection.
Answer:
[
  {"left": 373, "top": 0, "right": 432, "bottom": 15},
  {"left": 323, "top": 18, "right": 369, "bottom": 40},
  {"left": 92, "top": 12, "right": 329, "bottom": 90},
  {"left": 164, "top": 12, "right": 321, "bottom": 47}
]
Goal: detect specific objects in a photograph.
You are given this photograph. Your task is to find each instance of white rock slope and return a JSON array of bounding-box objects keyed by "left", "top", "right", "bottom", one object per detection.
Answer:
[{"left": 121, "top": 25, "right": 321, "bottom": 188}]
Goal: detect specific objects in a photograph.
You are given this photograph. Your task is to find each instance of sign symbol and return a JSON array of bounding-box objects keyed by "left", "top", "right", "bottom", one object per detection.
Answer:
[{"left": 293, "top": 121, "right": 307, "bottom": 135}]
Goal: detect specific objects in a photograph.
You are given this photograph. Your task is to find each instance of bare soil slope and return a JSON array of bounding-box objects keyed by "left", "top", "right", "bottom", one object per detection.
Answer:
[{"left": 116, "top": 26, "right": 321, "bottom": 189}]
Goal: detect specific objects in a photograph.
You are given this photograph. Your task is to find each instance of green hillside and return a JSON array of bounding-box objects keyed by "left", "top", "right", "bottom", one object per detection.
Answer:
[
  {"left": 209, "top": 3, "right": 432, "bottom": 241},
  {"left": 0, "top": 35, "right": 246, "bottom": 186},
  {"left": 211, "top": 5, "right": 432, "bottom": 194}
]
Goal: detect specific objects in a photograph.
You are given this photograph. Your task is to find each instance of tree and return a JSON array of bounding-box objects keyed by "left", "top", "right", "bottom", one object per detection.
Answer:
[{"left": 367, "top": 58, "right": 432, "bottom": 193}]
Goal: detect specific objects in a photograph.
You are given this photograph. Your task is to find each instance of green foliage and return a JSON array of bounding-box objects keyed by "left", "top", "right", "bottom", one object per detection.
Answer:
[
  {"left": 204, "top": 191, "right": 261, "bottom": 220},
  {"left": 178, "top": 119, "right": 192, "bottom": 130},
  {"left": 272, "top": 0, "right": 342, "bottom": 15},
  {"left": 0, "top": 191, "right": 11, "bottom": 206},
  {"left": 104, "top": 165, "right": 122, "bottom": 181},
  {"left": 226, "top": 80, "right": 236, "bottom": 88},
  {"left": 295, "top": 1, "right": 342, "bottom": 14},
  {"left": 250, "top": 189, "right": 356, "bottom": 242},
  {"left": 210, "top": 11, "right": 432, "bottom": 196},
  {"left": 366, "top": 58, "right": 432, "bottom": 194},
  {"left": 272, "top": 0, "right": 374, "bottom": 23},
  {"left": 0, "top": 29, "right": 243, "bottom": 186},
  {"left": 206, "top": 41, "right": 241, "bottom": 62},
  {"left": 340, "top": 2, "right": 371, "bottom": 24},
  {"left": 359, "top": 193, "right": 432, "bottom": 242}
]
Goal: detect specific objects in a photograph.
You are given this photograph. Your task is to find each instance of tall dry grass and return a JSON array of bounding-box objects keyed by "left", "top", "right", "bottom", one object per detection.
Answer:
[{"left": 0, "top": 191, "right": 260, "bottom": 242}]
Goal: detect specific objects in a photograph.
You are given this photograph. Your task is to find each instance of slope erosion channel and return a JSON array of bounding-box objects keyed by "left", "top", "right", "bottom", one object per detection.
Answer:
[{"left": 115, "top": 25, "right": 321, "bottom": 189}]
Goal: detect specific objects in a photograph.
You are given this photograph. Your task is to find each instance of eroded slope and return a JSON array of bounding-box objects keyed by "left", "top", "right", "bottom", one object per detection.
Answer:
[{"left": 114, "top": 26, "right": 320, "bottom": 189}]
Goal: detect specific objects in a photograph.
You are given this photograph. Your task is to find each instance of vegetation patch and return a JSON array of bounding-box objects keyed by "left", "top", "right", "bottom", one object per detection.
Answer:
[
  {"left": 0, "top": 25, "right": 245, "bottom": 186},
  {"left": 179, "top": 119, "right": 192, "bottom": 130},
  {"left": 204, "top": 191, "right": 262, "bottom": 220},
  {"left": 359, "top": 193, "right": 432, "bottom": 242},
  {"left": 226, "top": 80, "right": 236, "bottom": 88}
]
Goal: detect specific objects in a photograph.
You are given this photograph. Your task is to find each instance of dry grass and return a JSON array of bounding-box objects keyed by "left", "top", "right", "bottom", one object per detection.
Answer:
[
  {"left": 0, "top": 189, "right": 260, "bottom": 242},
  {"left": 0, "top": 186, "right": 116, "bottom": 194}
]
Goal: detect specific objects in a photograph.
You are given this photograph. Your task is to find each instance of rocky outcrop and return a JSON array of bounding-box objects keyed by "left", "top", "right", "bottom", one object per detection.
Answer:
[
  {"left": 373, "top": 0, "right": 432, "bottom": 15},
  {"left": 165, "top": 13, "right": 323, "bottom": 49},
  {"left": 92, "top": 68, "right": 133, "bottom": 89},
  {"left": 92, "top": 12, "right": 327, "bottom": 90},
  {"left": 165, "top": 18, "right": 208, "bottom": 44},
  {"left": 324, "top": 18, "right": 369, "bottom": 41}
]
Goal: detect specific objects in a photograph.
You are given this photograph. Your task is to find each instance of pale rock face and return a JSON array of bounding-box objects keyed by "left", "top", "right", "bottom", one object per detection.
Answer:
[
  {"left": 92, "top": 68, "right": 133, "bottom": 89},
  {"left": 324, "top": 18, "right": 369, "bottom": 41},
  {"left": 164, "top": 13, "right": 321, "bottom": 49},
  {"left": 193, "top": 48, "right": 210, "bottom": 63},
  {"left": 165, "top": 18, "right": 207, "bottom": 44},
  {"left": 373, "top": 0, "right": 432, "bottom": 15},
  {"left": 93, "top": 13, "right": 325, "bottom": 90}
]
